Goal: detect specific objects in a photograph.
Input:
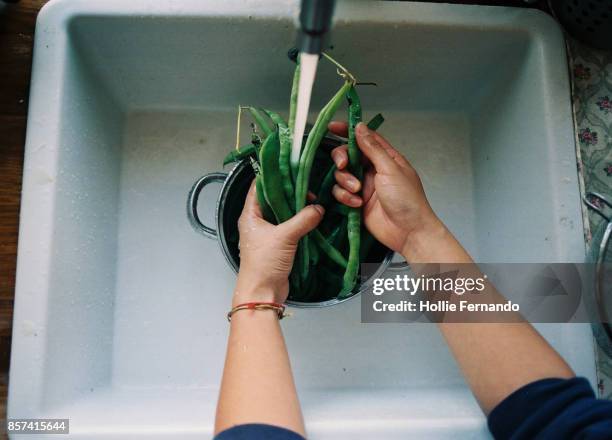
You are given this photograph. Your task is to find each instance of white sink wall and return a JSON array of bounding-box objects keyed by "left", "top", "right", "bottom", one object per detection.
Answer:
[{"left": 9, "top": 1, "right": 595, "bottom": 438}]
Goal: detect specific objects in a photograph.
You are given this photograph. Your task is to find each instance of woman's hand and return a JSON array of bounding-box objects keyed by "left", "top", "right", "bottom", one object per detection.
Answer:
[
  {"left": 328, "top": 121, "right": 442, "bottom": 256},
  {"left": 234, "top": 182, "right": 324, "bottom": 306}
]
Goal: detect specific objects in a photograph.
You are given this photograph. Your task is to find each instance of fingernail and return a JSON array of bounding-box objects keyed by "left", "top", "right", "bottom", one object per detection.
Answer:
[
  {"left": 349, "top": 196, "right": 361, "bottom": 206},
  {"left": 349, "top": 178, "right": 360, "bottom": 192},
  {"left": 356, "top": 122, "right": 369, "bottom": 135},
  {"left": 312, "top": 204, "right": 325, "bottom": 215}
]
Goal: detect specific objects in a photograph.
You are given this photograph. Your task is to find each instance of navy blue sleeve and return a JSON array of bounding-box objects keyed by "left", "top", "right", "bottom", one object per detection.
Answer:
[
  {"left": 214, "top": 424, "right": 306, "bottom": 440},
  {"left": 488, "top": 377, "right": 612, "bottom": 439}
]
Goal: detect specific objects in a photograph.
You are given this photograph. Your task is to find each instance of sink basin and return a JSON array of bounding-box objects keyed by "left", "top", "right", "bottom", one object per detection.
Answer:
[{"left": 9, "top": 0, "right": 596, "bottom": 438}]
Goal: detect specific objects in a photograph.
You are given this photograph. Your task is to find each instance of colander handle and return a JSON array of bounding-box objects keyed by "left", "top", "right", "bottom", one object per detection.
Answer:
[{"left": 187, "top": 172, "right": 228, "bottom": 239}]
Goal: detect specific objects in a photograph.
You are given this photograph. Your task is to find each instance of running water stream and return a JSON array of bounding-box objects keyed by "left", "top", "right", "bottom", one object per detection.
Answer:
[{"left": 290, "top": 52, "right": 319, "bottom": 174}]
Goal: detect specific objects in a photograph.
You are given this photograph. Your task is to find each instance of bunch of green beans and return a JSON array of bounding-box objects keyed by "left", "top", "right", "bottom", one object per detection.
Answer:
[{"left": 221, "top": 56, "right": 386, "bottom": 302}]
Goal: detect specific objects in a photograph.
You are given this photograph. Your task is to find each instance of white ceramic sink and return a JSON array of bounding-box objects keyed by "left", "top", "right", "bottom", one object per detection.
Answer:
[{"left": 9, "top": 0, "right": 596, "bottom": 438}]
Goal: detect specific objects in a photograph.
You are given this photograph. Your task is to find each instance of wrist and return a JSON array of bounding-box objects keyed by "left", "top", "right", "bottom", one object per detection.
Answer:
[
  {"left": 400, "top": 216, "right": 448, "bottom": 263},
  {"left": 401, "top": 215, "right": 473, "bottom": 264},
  {"left": 233, "top": 276, "right": 286, "bottom": 306}
]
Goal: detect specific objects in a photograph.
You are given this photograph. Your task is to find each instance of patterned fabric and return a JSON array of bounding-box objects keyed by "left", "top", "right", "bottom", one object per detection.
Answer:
[{"left": 567, "top": 38, "right": 612, "bottom": 399}]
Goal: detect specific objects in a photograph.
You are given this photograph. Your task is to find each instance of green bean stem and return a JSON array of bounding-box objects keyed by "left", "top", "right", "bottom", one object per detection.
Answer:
[{"left": 340, "top": 85, "right": 363, "bottom": 298}]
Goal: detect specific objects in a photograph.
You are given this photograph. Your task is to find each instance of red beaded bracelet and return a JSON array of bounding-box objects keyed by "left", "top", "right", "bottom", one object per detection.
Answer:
[{"left": 227, "top": 302, "right": 287, "bottom": 322}]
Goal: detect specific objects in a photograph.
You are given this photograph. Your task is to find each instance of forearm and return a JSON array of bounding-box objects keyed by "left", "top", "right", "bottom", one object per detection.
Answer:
[
  {"left": 215, "top": 304, "right": 305, "bottom": 436},
  {"left": 402, "top": 218, "right": 574, "bottom": 414}
]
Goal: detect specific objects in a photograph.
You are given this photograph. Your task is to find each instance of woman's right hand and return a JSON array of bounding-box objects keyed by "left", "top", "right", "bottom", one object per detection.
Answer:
[{"left": 328, "top": 121, "right": 443, "bottom": 257}]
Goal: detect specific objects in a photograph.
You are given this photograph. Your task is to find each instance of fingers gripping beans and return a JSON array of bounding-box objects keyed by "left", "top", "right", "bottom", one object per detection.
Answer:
[
  {"left": 223, "top": 55, "right": 387, "bottom": 301},
  {"left": 313, "top": 112, "right": 383, "bottom": 205}
]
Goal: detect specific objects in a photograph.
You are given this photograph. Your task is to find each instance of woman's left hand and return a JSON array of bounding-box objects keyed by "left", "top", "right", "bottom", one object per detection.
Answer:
[{"left": 233, "top": 181, "right": 324, "bottom": 306}]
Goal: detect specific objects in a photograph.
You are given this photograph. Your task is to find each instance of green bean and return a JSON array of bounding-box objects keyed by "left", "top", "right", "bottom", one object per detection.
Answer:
[
  {"left": 309, "top": 237, "right": 320, "bottom": 266},
  {"left": 259, "top": 130, "right": 292, "bottom": 223},
  {"left": 295, "top": 81, "right": 351, "bottom": 283},
  {"left": 255, "top": 174, "right": 275, "bottom": 223},
  {"left": 299, "top": 269, "right": 317, "bottom": 302},
  {"left": 315, "top": 113, "right": 382, "bottom": 201},
  {"left": 331, "top": 218, "right": 348, "bottom": 250},
  {"left": 295, "top": 81, "right": 351, "bottom": 212},
  {"left": 366, "top": 113, "right": 385, "bottom": 131},
  {"left": 312, "top": 229, "right": 347, "bottom": 268},
  {"left": 339, "top": 85, "right": 363, "bottom": 298},
  {"left": 306, "top": 272, "right": 320, "bottom": 302},
  {"left": 330, "top": 203, "right": 350, "bottom": 216},
  {"left": 263, "top": 109, "right": 287, "bottom": 127},
  {"left": 288, "top": 62, "right": 300, "bottom": 180},
  {"left": 347, "top": 92, "right": 364, "bottom": 180},
  {"left": 295, "top": 240, "right": 310, "bottom": 285},
  {"left": 317, "top": 164, "right": 336, "bottom": 206},
  {"left": 248, "top": 107, "right": 273, "bottom": 138},
  {"left": 223, "top": 143, "right": 256, "bottom": 166},
  {"left": 326, "top": 224, "right": 344, "bottom": 246},
  {"left": 278, "top": 126, "right": 295, "bottom": 207},
  {"left": 263, "top": 109, "right": 295, "bottom": 208},
  {"left": 289, "top": 270, "right": 301, "bottom": 298}
]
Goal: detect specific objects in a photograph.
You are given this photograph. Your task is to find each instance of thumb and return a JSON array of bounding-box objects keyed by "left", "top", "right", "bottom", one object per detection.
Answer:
[{"left": 278, "top": 205, "right": 325, "bottom": 243}]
